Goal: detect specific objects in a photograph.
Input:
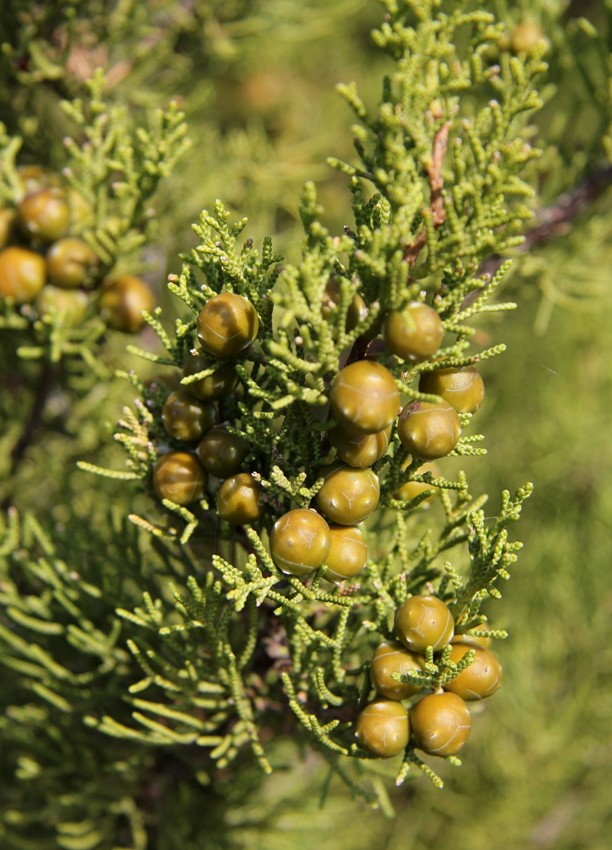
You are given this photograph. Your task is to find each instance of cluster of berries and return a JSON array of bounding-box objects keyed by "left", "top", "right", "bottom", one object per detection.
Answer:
[
  {"left": 149, "top": 287, "right": 496, "bottom": 762},
  {"left": 266, "top": 300, "right": 485, "bottom": 584},
  {"left": 355, "top": 594, "right": 503, "bottom": 760},
  {"left": 0, "top": 165, "right": 154, "bottom": 332},
  {"left": 152, "top": 292, "right": 260, "bottom": 519},
  {"left": 284, "top": 300, "right": 492, "bottom": 761},
  {"left": 151, "top": 295, "right": 484, "bottom": 579}
]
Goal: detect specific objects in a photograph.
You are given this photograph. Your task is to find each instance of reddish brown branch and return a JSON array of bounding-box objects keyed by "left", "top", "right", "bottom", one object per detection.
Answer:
[
  {"left": 524, "top": 163, "right": 612, "bottom": 248},
  {"left": 403, "top": 121, "right": 451, "bottom": 267},
  {"left": 429, "top": 120, "right": 451, "bottom": 224},
  {"left": 477, "top": 163, "right": 612, "bottom": 279}
]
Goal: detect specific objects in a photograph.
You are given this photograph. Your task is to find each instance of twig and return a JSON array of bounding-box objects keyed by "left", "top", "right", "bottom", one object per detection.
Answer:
[
  {"left": 5, "top": 359, "right": 55, "bottom": 503},
  {"left": 478, "top": 163, "right": 612, "bottom": 278},
  {"left": 429, "top": 121, "right": 451, "bottom": 224},
  {"left": 403, "top": 122, "right": 451, "bottom": 266}
]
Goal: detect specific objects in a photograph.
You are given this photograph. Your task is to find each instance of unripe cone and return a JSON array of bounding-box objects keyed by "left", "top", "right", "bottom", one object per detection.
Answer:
[
  {"left": 324, "top": 525, "right": 368, "bottom": 582},
  {"left": 153, "top": 452, "right": 206, "bottom": 506},
  {"left": 444, "top": 645, "right": 503, "bottom": 701},
  {"left": 197, "top": 292, "right": 259, "bottom": 358},
  {"left": 0, "top": 246, "right": 46, "bottom": 303},
  {"left": 329, "top": 424, "right": 392, "bottom": 469},
  {"left": 410, "top": 691, "right": 471, "bottom": 757},
  {"left": 99, "top": 275, "right": 155, "bottom": 333},
  {"left": 197, "top": 426, "right": 250, "bottom": 477},
  {"left": 397, "top": 400, "right": 460, "bottom": 460},
  {"left": 394, "top": 461, "right": 439, "bottom": 502},
  {"left": 419, "top": 366, "right": 485, "bottom": 413},
  {"left": 452, "top": 624, "right": 492, "bottom": 649},
  {"left": 16, "top": 165, "right": 61, "bottom": 195},
  {"left": 35, "top": 286, "right": 89, "bottom": 325},
  {"left": 315, "top": 465, "right": 380, "bottom": 525},
  {"left": 18, "top": 188, "right": 70, "bottom": 243},
  {"left": 217, "top": 473, "right": 263, "bottom": 524},
  {"left": 355, "top": 700, "right": 410, "bottom": 758},
  {"left": 395, "top": 594, "right": 454, "bottom": 652},
  {"left": 0, "top": 207, "right": 16, "bottom": 249},
  {"left": 321, "top": 278, "right": 368, "bottom": 331},
  {"left": 510, "top": 21, "right": 545, "bottom": 54},
  {"left": 46, "top": 237, "right": 99, "bottom": 289},
  {"left": 370, "top": 640, "right": 425, "bottom": 700},
  {"left": 330, "top": 360, "right": 399, "bottom": 435},
  {"left": 270, "top": 509, "right": 331, "bottom": 577},
  {"left": 182, "top": 352, "right": 238, "bottom": 401},
  {"left": 383, "top": 302, "right": 443, "bottom": 361},
  {"left": 162, "top": 391, "right": 218, "bottom": 443}
]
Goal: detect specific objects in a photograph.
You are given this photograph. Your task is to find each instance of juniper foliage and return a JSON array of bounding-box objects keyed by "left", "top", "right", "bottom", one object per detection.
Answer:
[{"left": 81, "top": 0, "right": 540, "bottom": 796}]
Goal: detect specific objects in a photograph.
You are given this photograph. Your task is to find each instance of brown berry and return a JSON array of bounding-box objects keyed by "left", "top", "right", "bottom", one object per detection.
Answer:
[
  {"left": 321, "top": 278, "right": 368, "bottom": 331},
  {"left": 355, "top": 700, "right": 410, "bottom": 758},
  {"left": 419, "top": 366, "right": 485, "bottom": 413},
  {"left": 394, "top": 461, "right": 440, "bottom": 502},
  {"left": 397, "top": 400, "right": 460, "bottom": 459},
  {"left": 18, "top": 188, "right": 70, "bottom": 243},
  {"left": 452, "top": 624, "right": 492, "bottom": 649},
  {"left": 98, "top": 275, "right": 155, "bottom": 333},
  {"left": 395, "top": 594, "right": 454, "bottom": 653},
  {"left": 383, "top": 303, "right": 443, "bottom": 361},
  {"left": 444, "top": 645, "right": 503, "bottom": 701},
  {"left": 16, "top": 165, "right": 61, "bottom": 196},
  {"left": 0, "top": 246, "right": 46, "bottom": 303},
  {"left": 370, "top": 640, "right": 425, "bottom": 700},
  {"left": 181, "top": 352, "right": 238, "bottom": 401},
  {"left": 216, "top": 473, "right": 263, "bottom": 524},
  {"left": 197, "top": 292, "right": 259, "bottom": 358},
  {"left": 197, "top": 426, "right": 250, "bottom": 477},
  {"left": 330, "top": 360, "right": 399, "bottom": 435},
  {"left": 46, "top": 237, "right": 99, "bottom": 289},
  {"left": 0, "top": 207, "right": 16, "bottom": 249},
  {"left": 35, "top": 286, "right": 89, "bottom": 325},
  {"left": 153, "top": 452, "right": 206, "bottom": 506},
  {"left": 324, "top": 525, "right": 368, "bottom": 582},
  {"left": 329, "top": 424, "right": 392, "bottom": 469},
  {"left": 315, "top": 465, "right": 380, "bottom": 525},
  {"left": 410, "top": 692, "right": 471, "bottom": 757},
  {"left": 270, "top": 509, "right": 331, "bottom": 577},
  {"left": 162, "top": 391, "right": 218, "bottom": 443}
]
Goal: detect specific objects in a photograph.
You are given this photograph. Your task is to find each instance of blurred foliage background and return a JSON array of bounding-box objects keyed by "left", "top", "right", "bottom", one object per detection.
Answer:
[{"left": 1, "top": 0, "right": 611, "bottom": 848}]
